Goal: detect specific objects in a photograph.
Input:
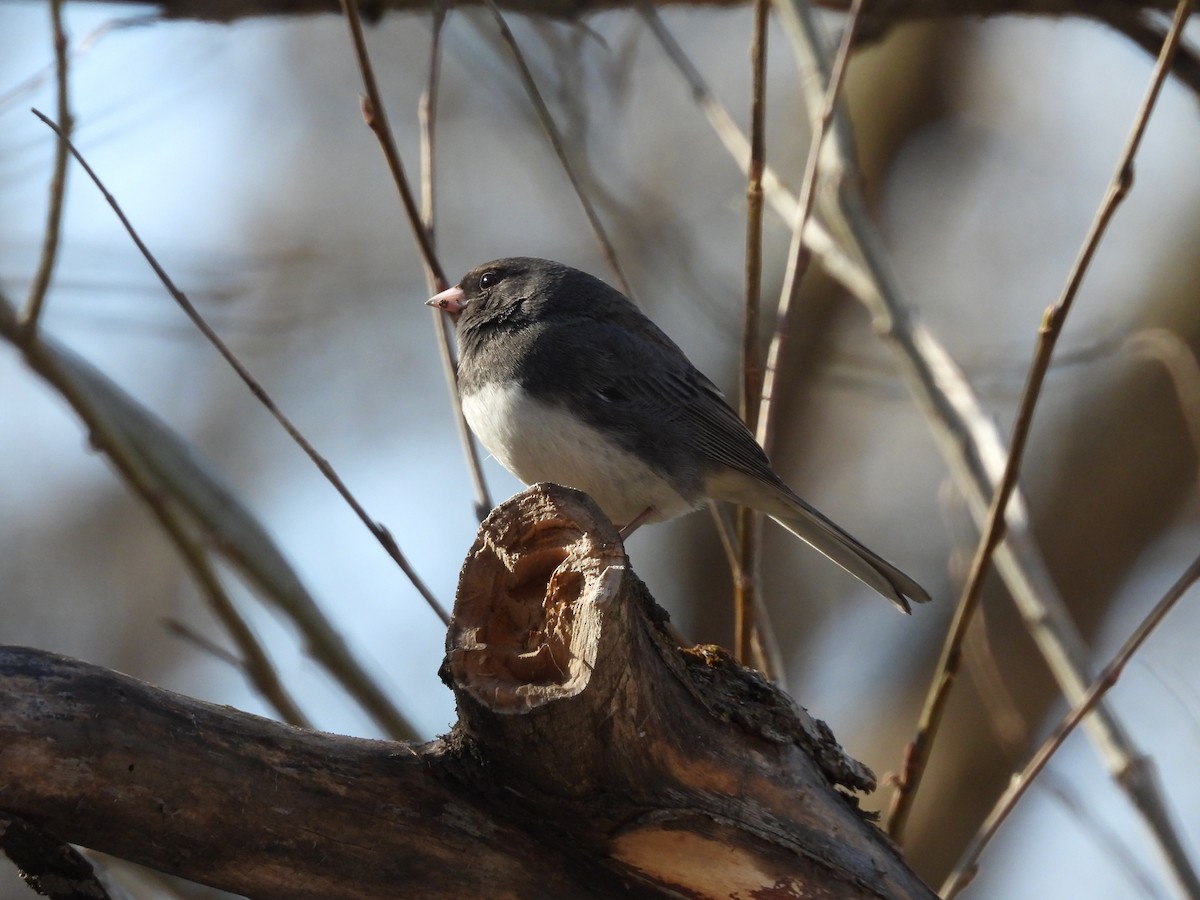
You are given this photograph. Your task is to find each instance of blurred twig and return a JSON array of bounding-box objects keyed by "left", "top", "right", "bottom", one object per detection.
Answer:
[
  {"left": 942, "top": 551, "right": 1200, "bottom": 897},
  {"left": 642, "top": 4, "right": 874, "bottom": 304},
  {"left": 2, "top": 294, "right": 318, "bottom": 733},
  {"left": 1, "top": 286, "right": 418, "bottom": 740},
  {"left": 340, "top": 0, "right": 494, "bottom": 522},
  {"left": 164, "top": 612, "right": 313, "bottom": 729},
  {"left": 889, "top": 0, "right": 1195, "bottom": 852},
  {"left": 31, "top": 109, "right": 451, "bottom": 627},
  {"left": 481, "top": 0, "right": 634, "bottom": 299},
  {"left": 163, "top": 618, "right": 245, "bottom": 668},
  {"left": 0, "top": 18, "right": 133, "bottom": 114},
  {"left": 21, "top": 0, "right": 70, "bottom": 332},
  {"left": 963, "top": 606, "right": 1028, "bottom": 753},
  {"left": 1126, "top": 328, "right": 1200, "bottom": 482},
  {"left": 19, "top": 17, "right": 313, "bottom": 744},
  {"left": 155, "top": 538, "right": 313, "bottom": 730},
  {"left": 162, "top": 554, "right": 314, "bottom": 730},
  {"left": 1093, "top": 6, "right": 1200, "bottom": 97}
]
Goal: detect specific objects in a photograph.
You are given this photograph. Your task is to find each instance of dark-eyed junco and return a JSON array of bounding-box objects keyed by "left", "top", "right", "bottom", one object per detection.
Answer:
[{"left": 428, "top": 257, "right": 930, "bottom": 613}]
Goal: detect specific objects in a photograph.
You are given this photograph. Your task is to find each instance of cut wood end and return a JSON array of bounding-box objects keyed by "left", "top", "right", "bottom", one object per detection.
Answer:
[
  {"left": 444, "top": 484, "right": 627, "bottom": 714},
  {"left": 611, "top": 819, "right": 862, "bottom": 899}
]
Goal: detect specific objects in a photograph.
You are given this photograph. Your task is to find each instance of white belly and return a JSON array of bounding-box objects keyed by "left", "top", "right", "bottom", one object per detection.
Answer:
[{"left": 461, "top": 381, "right": 694, "bottom": 526}]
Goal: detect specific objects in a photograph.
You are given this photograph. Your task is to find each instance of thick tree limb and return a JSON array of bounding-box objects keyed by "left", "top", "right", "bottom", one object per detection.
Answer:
[
  {"left": 0, "top": 648, "right": 612, "bottom": 898},
  {"left": 0, "top": 485, "right": 933, "bottom": 899}
]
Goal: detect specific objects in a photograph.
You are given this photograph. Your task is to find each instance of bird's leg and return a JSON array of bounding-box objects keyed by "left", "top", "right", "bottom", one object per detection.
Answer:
[{"left": 618, "top": 507, "right": 655, "bottom": 541}]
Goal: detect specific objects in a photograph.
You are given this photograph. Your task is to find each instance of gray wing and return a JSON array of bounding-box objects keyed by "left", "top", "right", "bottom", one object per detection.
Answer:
[
  {"left": 645, "top": 361, "right": 781, "bottom": 484},
  {"left": 529, "top": 311, "right": 783, "bottom": 488},
  {"left": 522, "top": 311, "right": 932, "bottom": 610}
]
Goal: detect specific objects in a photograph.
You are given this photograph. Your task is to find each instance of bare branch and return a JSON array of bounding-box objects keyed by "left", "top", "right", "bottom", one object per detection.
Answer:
[
  {"left": 482, "top": 0, "right": 634, "bottom": 298},
  {"left": 0, "top": 289, "right": 416, "bottom": 741},
  {"left": 21, "top": 0, "right": 71, "bottom": 332},
  {"left": 30, "top": 108, "right": 451, "bottom": 628},
  {"left": 942, "top": 551, "right": 1200, "bottom": 896},
  {"left": 734, "top": 0, "right": 770, "bottom": 670},
  {"left": 756, "top": 0, "right": 867, "bottom": 455},
  {"left": 889, "top": 0, "right": 1195, "bottom": 843},
  {"left": 338, "top": 0, "right": 496, "bottom": 523},
  {"left": 415, "top": 8, "right": 498, "bottom": 522}
]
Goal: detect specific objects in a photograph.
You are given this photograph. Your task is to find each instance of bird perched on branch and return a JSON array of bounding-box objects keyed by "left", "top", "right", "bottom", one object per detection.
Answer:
[{"left": 428, "top": 257, "right": 930, "bottom": 613}]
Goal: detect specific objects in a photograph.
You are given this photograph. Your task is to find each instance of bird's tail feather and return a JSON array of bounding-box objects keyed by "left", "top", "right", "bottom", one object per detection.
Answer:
[
  {"left": 705, "top": 470, "right": 931, "bottom": 612},
  {"left": 768, "top": 505, "right": 930, "bottom": 613}
]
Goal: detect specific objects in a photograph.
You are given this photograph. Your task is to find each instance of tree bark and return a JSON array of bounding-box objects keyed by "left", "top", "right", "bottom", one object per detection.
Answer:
[{"left": 0, "top": 484, "right": 934, "bottom": 899}]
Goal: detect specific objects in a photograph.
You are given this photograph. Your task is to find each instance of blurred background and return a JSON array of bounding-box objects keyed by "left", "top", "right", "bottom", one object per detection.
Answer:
[{"left": 1, "top": 2, "right": 1199, "bottom": 897}]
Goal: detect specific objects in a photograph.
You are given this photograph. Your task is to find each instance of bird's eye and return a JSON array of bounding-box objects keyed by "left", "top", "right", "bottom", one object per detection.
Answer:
[{"left": 479, "top": 271, "right": 499, "bottom": 290}]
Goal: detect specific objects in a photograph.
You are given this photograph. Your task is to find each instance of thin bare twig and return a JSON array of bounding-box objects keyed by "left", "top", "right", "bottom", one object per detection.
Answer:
[
  {"left": 163, "top": 619, "right": 244, "bottom": 668},
  {"left": 21, "top": 0, "right": 71, "bottom": 332},
  {"left": 734, "top": 0, "right": 770, "bottom": 669},
  {"left": 340, "top": 0, "right": 443, "bottom": 284},
  {"left": 889, "top": 0, "right": 1194, "bottom": 844},
  {"left": 736, "top": 0, "right": 864, "bottom": 673},
  {"left": 942, "top": 552, "right": 1200, "bottom": 897},
  {"left": 418, "top": 9, "right": 493, "bottom": 522},
  {"left": 663, "top": 0, "right": 1197, "bottom": 879},
  {"left": 339, "top": 0, "right": 494, "bottom": 522},
  {"left": 762, "top": 0, "right": 1198, "bottom": 884},
  {"left": 749, "top": 580, "right": 787, "bottom": 679},
  {"left": 21, "top": 12, "right": 311, "bottom": 763},
  {"left": 643, "top": 3, "right": 788, "bottom": 676},
  {"left": 708, "top": 502, "right": 783, "bottom": 678},
  {"left": 756, "top": 0, "right": 866, "bottom": 454},
  {"left": 481, "top": 0, "right": 635, "bottom": 300},
  {"left": 963, "top": 605, "right": 1028, "bottom": 753},
  {"left": 707, "top": 501, "right": 744, "bottom": 582},
  {"left": 741, "top": 0, "right": 769, "bottom": 437},
  {"left": 31, "top": 109, "right": 450, "bottom": 627}
]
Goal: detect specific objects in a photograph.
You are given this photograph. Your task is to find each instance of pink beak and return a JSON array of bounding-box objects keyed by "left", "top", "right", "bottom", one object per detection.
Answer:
[{"left": 426, "top": 285, "right": 467, "bottom": 315}]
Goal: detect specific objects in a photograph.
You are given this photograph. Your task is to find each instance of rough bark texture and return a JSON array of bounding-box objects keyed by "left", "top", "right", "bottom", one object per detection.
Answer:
[{"left": 0, "top": 484, "right": 935, "bottom": 899}]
